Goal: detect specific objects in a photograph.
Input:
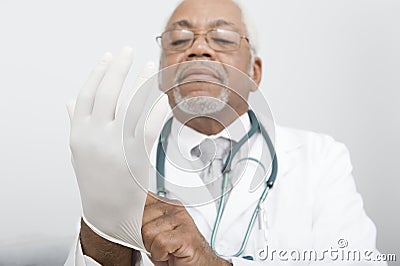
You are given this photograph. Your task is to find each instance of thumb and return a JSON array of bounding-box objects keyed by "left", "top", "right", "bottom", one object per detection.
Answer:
[
  {"left": 144, "top": 94, "right": 170, "bottom": 153},
  {"left": 116, "top": 61, "right": 156, "bottom": 125}
]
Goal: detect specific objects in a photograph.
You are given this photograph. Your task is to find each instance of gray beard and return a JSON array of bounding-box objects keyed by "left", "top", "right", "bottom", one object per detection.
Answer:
[{"left": 172, "top": 87, "right": 230, "bottom": 115}]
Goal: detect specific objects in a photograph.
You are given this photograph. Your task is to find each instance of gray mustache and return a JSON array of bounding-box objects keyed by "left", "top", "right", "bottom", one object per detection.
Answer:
[{"left": 174, "top": 61, "right": 228, "bottom": 85}]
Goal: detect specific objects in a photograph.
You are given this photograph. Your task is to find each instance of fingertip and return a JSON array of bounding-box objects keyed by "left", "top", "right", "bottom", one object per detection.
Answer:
[
  {"left": 100, "top": 52, "right": 113, "bottom": 63},
  {"left": 146, "top": 61, "right": 155, "bottom": 69},
  {"left": 119, "top": 46, "right": 135, "bottom": 66},
  {"left": 103, "top": 52, "right": 113, "bottom": 59},
  {"left": 121, "top": 46, "right": 134, "bottom": 59},
  {"left": 143, "top": 61, "right": 156, "bottom": 77},
  {"left": 122, "top": 46, "right": 134, "bottom": 53},
  {"left": 66, "top": 98, "right": 76, "bottom": 120}
]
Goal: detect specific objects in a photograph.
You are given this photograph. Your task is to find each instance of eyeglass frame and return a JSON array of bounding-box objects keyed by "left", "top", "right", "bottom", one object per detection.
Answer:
[{"left": 156, "top": 28, "right": 250, "bottom": 52}]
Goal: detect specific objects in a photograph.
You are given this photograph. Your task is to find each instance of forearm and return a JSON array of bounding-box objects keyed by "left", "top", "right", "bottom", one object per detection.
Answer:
[{"left": 80, "top": 219, "right": 141, "bottom": 266}]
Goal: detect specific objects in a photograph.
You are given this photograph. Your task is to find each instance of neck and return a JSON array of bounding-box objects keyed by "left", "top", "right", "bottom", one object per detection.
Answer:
[{"left": 173, "top": 107, "right": 248, "bottom": 135}]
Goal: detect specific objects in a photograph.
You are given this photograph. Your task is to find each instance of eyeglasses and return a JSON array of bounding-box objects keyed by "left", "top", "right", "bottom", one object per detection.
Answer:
[{"left": 156, "top": 29, "right": 249, "bottom": 52}]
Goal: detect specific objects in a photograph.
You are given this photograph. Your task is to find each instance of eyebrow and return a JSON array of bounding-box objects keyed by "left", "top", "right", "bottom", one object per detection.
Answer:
[
  {"left": 170, "top": 19, "right": 239, "bottom": 31},
  {"left": 210, "top": 19, "right": 239, "bottom": 30},
  {"left": 171, "top": 20, "right": 193, "bottom": 29}
]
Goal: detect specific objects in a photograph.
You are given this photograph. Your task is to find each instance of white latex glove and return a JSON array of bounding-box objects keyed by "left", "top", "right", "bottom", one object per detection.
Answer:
[{"left": 67, "top": 47, "right": 167, "bottom": 252}]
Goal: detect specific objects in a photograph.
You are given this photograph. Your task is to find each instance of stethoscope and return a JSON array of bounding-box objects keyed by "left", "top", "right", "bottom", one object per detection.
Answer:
[{"left": 155, "top": 110, "right": 278, "bottom": 258}]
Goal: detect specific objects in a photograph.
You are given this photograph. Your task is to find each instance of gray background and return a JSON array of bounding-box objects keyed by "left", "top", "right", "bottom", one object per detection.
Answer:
[{"left": 0, "top": 0, "right": 398, "bottom": 265}]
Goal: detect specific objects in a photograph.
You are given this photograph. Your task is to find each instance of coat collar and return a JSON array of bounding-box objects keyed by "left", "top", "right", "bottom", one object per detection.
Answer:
[{"left": 170, "top": 113, "right": 251, "bottom": 160}]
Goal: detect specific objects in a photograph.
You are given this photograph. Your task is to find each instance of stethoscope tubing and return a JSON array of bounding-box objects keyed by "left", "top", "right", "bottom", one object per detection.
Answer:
[{"left": 155, "top": 110, "right": 278, "bottom": 257}]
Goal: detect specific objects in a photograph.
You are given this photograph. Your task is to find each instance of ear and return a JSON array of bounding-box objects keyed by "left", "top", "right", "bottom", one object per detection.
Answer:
[{"left": 250, "top": 56, "right": 262, "bottom": 91}]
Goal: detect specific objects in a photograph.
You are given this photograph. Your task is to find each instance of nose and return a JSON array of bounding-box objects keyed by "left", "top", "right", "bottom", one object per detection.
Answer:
[{"left": 186, "top": 34, "right": 216, "bottom": 60}]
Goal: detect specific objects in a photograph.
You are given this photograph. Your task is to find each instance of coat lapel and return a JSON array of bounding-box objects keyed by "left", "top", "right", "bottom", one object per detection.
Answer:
[{"left": 216, "top": 124, "right": 303, "bottom": 234}]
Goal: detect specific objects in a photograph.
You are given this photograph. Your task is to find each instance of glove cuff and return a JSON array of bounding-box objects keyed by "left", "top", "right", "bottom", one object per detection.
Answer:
[{"left": 82, "top": 216, "right": 150, "bottom": 255}]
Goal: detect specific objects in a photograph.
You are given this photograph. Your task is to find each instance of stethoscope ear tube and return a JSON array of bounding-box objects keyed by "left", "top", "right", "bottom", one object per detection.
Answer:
[
  {"left": 221, "top": 110, "right": 259, "bottom": 175},
  {"left": 156, "top": 118, "right": 173, "bottom": 197},
  {"left": 250, "top": 110, "right": 278, "bottom": 189},
  {"left": 259, "top": 125, "right": 278, "bottom": 188}
]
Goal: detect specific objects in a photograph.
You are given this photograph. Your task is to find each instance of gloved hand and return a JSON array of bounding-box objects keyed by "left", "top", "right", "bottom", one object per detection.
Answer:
[{"left": 67, "top": 47, "right": 167, "bottom": 252}]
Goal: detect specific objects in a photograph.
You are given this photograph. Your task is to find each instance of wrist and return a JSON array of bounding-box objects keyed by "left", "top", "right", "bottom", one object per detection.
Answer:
[
  {"left": 219, "top": 257, "right": 233, "bottom": 266},
  {"left": 208, "top": 251, "right": 232, "bottom": 266},
  {"left": 80, "top": 218, "right": 141, "bottom": 266}
]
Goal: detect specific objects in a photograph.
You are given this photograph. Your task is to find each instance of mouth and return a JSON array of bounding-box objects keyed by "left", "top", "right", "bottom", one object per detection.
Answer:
[{"left": 179, "top": 67, "right": 222, "bottom": 83}]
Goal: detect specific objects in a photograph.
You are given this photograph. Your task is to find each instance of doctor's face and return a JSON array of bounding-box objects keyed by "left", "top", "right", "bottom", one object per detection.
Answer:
[{"left": 159, "top": 0, "right": 262, "bottom": 117}]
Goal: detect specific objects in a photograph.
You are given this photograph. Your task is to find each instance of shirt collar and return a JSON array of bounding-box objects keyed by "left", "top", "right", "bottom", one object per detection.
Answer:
[{"left": 170, "top": 112, "right": 251, "bottom": 160}]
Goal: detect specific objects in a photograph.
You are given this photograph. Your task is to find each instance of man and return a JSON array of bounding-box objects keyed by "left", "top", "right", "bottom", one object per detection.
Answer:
[{"left": 66, "top": 0, "right": 384, "bottom": 265}]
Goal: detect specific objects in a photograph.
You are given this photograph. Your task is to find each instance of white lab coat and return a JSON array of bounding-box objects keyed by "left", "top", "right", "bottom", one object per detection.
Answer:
[{"left": 65, "top": 120, "right": 385, "bottom": 265}]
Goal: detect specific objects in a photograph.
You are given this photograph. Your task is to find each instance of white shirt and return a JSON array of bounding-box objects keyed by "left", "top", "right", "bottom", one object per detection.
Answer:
[{"left": 65, "top": 114, "right": 385, "bottom": 265}]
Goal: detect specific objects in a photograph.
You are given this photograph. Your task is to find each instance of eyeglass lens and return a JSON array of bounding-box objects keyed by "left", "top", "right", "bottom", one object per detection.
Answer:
[{"left": 161, "top": 29, "right": 241, "bottom": 51}]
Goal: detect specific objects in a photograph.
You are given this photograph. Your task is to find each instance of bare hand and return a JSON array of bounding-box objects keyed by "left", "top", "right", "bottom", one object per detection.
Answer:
[{"left": 142, "top": 194, "right": 232, "bottom": 266}]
